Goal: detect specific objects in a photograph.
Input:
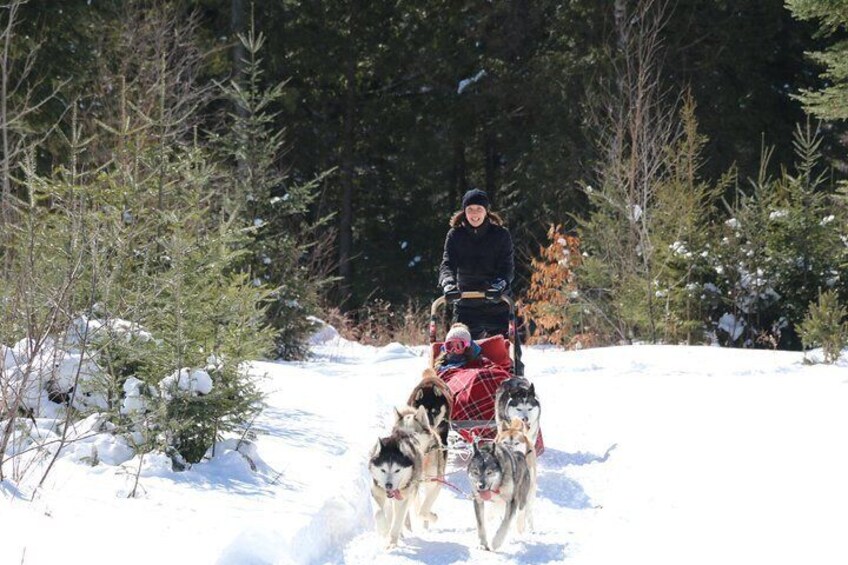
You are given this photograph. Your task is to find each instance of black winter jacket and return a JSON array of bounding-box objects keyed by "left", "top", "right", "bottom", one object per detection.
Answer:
[{"left": 438, "top": 217, "right": 514, "bottom": 293}]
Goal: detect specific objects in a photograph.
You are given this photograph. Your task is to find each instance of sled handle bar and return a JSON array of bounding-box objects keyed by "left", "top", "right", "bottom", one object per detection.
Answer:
[{"left": 429, "top": 292, "right": 516, "bottom": 345}]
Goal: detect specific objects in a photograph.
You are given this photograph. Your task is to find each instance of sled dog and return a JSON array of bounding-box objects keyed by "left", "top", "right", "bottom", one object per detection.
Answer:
[
  {"left": 407, "top": 367, "right": 453, "bottom": 447},
  {"left": 467, "top": 439, "right": 532, "bottom": 551},
  {"left": 393, "top": 404, "right": 446, "bottom": 529},
  {"left": 369, "top": 430, "right": 422, "bottom": 548},
  {"left": 495, "top": 417, "right": 537, "bottom": 533},
  {"left": 495, "top": 377, "right": 541, "bottom": 448}
]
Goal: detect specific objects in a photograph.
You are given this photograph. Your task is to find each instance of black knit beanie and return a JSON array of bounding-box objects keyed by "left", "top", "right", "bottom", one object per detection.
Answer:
[{"left": 461, "top": 188, "right": 490, "bottom": 209}]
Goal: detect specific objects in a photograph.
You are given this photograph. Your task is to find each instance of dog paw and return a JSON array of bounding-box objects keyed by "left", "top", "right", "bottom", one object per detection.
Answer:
[{"left": 420, "top": 511, "right": 438, "bottom": 528}]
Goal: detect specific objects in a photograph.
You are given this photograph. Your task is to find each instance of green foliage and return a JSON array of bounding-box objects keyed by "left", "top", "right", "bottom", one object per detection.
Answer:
[
  {"left": 216, "top": 24, "right": 326, "bottom": 359},
  {"left": 787, "top": 0, "right": 848, "bottom": 120},
  {"left": 800, "top": 289, "right": 848, "bottom": 363},
  {"left": 17, "top": 136, "right": 276, "bottom": 463},
  {"left": 646, "top": 96, "right": 726, "bottom": 344},
  {"left": 706, "top": 124, "right": 848, "bottom": 347}
]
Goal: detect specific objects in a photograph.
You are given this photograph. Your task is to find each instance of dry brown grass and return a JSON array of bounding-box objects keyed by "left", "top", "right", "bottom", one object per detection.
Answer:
[{"left": 321, "top": 299, "right": 429, "bottom": 347}]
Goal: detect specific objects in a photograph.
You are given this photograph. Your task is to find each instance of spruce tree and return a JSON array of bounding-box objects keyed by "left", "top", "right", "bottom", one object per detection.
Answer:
[
  {"left": 800, "top": 289, "right": 848, "bottom": 363},
  {"left": 218, "top": 24, "right": 327, "bottom": 359},
  {"left": 786, "top": 0, "right": 848, "bottom": 120}
]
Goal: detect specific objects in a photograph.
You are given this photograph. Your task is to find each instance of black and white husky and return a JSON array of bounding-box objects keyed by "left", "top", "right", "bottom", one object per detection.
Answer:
[
  {"left": 467, "top": 439, "right": 532, "bottom": 551},
  {"left": 393, "top": 404, "right": 446, "bottom": 529},
  {"left": 368, "top": 430, "right": 422, "bottom": 549},
  {"left": 495, "top": 377, "right": 541, "bottom": 448},
  {"left": 407, "top": 368, "right": 453, "bottom": 448}
]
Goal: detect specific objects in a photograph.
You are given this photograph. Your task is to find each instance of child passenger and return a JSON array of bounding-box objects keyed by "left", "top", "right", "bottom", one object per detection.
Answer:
[{"left": 434, "top": 323, "right": 490, "bottom": 374}]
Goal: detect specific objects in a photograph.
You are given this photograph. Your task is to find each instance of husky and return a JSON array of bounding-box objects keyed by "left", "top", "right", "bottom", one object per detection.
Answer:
[
  {"left": 407, "top": 368, "right": 453, "bottom": 447},
  {"left": 467, "top": 439, "right": 532, "bottom": 551},
  {"left": 369, "top": 430, "right": 422, "bottom": 548},
  {"left": 495, "top": 417, "right": 537, "bottom": 533},
  {"left": 393, "top": 404, "right": 446, "bottom": 529},
  {"left": 495, "top": 377, "right": 541, "bottom": 448}
]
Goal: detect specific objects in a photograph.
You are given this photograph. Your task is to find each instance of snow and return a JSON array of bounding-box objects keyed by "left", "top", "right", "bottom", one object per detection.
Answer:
[
  {"left": 2, "top": 332, "right": 848, "bottom": 564},
  {"left": 718, "top": 312, "right": 745, "bottom": 341},
  {"left": 457, "top": 70, "right": 487, "bottom": 94},
  {"left": 159, "top": 367, "right": 214, "bottom": 399}
]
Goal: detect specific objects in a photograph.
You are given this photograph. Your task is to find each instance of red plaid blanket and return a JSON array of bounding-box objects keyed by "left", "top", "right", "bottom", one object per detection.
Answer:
[
  {"left": 442, "top": 363, "right": 545, "bottom": 455},
  {"left": 442, "top": 364, "right": 510, "bottom": 423}
]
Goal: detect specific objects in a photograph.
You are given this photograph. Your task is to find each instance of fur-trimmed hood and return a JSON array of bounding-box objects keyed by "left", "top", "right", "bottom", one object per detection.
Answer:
[{"left": 450, "top": 210, "right": 505, "bottom": 228}]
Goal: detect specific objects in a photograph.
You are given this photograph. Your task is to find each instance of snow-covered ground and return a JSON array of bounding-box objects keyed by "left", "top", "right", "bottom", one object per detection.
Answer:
[{"left": 2, "top": 332, "right": 848, "bottom": 565}]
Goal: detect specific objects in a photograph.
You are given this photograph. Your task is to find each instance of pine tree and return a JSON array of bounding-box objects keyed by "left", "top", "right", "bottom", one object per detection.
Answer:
[
  {"left": 786, "top": 0, "right": 848, "bottom": 120},
  {"left": 800, "top": 289, "right": 848, "bottom": 363},
  {"left": 217, "top": 22, "right": 328, "bottom": 359},
  {"left": 708, "top": 123, "right": 848, "bottom": 348}
]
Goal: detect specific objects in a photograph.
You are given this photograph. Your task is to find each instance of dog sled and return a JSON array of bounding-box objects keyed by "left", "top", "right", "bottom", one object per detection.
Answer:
[{"left": 429, "top": 292, "right": 544, "bottom": 458}]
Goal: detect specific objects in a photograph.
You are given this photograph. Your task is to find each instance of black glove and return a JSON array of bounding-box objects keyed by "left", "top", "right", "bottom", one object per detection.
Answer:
[
  {"left": 443, "top": 283, "right": 461, "bottom": 303},
  {"left": 485, "top": 279, "right": 508, "bottom": 301}
]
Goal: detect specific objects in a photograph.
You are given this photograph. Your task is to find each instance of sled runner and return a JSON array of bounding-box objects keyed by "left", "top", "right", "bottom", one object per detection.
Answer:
[{"left": 429, "top": 292, "right": 544, "bottom": 458}]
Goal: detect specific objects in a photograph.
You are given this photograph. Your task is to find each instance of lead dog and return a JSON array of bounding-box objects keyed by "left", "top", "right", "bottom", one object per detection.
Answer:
[
  {"left": 494, "top": 377, "right": 541, "bottom": 448},
  {"left": 467, "top": 439, "right": 532, "bottom": 551},
  {"left": 392, "top": 404, "right": 446, "bottom": 529},
  {"left": 368, "top": 430, "right": 422, "bottom": 548},
  {"left": 495, "top": 417, "right": 537, "bottom": 533}
]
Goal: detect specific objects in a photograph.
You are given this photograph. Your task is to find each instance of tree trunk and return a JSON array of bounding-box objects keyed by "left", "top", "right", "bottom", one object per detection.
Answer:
[
  {"left": 0, "top": 1, "right": 17, "bottom": 279},
  {"left": 484, "top": 128, "right": 497, "bottom": 200},
  {"left": 452, "top": 136, "right": 467, "bottom": 204},
  {"left": 338, "top": 32, "right": 356, "bottom": 310},
  {"left": 231, "top": 0, "right": 248, "bottom": 187},
  {"left": 231, "top": 0, "right": 247, "bottom": 104}
]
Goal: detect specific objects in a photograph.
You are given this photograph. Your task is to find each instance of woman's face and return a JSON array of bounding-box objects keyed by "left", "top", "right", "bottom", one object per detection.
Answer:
[{"left": 465, "top": 205, "right": 487, "bottom": 227}]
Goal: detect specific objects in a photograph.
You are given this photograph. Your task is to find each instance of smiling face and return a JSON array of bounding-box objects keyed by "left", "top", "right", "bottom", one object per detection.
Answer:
[{"left": 464, "top": 204, "right": 488, "bottom": 228}]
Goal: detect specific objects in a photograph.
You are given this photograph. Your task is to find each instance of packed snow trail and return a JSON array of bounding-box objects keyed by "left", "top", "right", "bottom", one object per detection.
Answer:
[{"left": 2, "top": 338, "right": 848, "bottom": 565}]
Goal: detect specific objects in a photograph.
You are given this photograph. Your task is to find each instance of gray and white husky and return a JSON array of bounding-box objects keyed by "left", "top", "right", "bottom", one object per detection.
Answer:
[
  {"left": 495, "top": 417, "right": 537, "bottom": 533},
  {"left": 393, "top": 404, "right": 446, "bottom": 529},
  {"left": 467, "top": 440, "right": 532, "bottom": 551},
  {"left": 369, "top": 430, "right": 422, "bottom": 549},
  {"left": 495, "top": 377, "right": 541, "bottom": 447}
]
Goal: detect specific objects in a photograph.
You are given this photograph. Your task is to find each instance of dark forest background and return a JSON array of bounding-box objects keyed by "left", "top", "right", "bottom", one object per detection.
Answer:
[
  {"left": 1, "top": 0, "right": 847, "bottom": 356},
  {"left": 19, "top": 1, "right": 831, "bottom": 296},
  {"left": 1, "top": 0, "right": 847, "bottom": 468}
]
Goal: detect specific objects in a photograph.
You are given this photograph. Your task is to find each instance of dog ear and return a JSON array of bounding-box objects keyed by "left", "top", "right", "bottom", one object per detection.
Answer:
[
  {"left": 394, "top": 407, "right": 403, "bottom": 421},
  {"left": 433, "top": 386, "right": 442, "bottom": 398},
  {"left": 529, "top": 383, "right": 535, "bottom": 395},
  {"left": 434, "top": 405, "right": 447, "bottom": 425},
  {"left": 415, "top": 405, "right": 428, "bottom": 424},
  {"left": 371, "top": 438, "right": 384, "bottom": 457},
  {"left": 414, "top": 389, "right": 424, "bottom": 402}
]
